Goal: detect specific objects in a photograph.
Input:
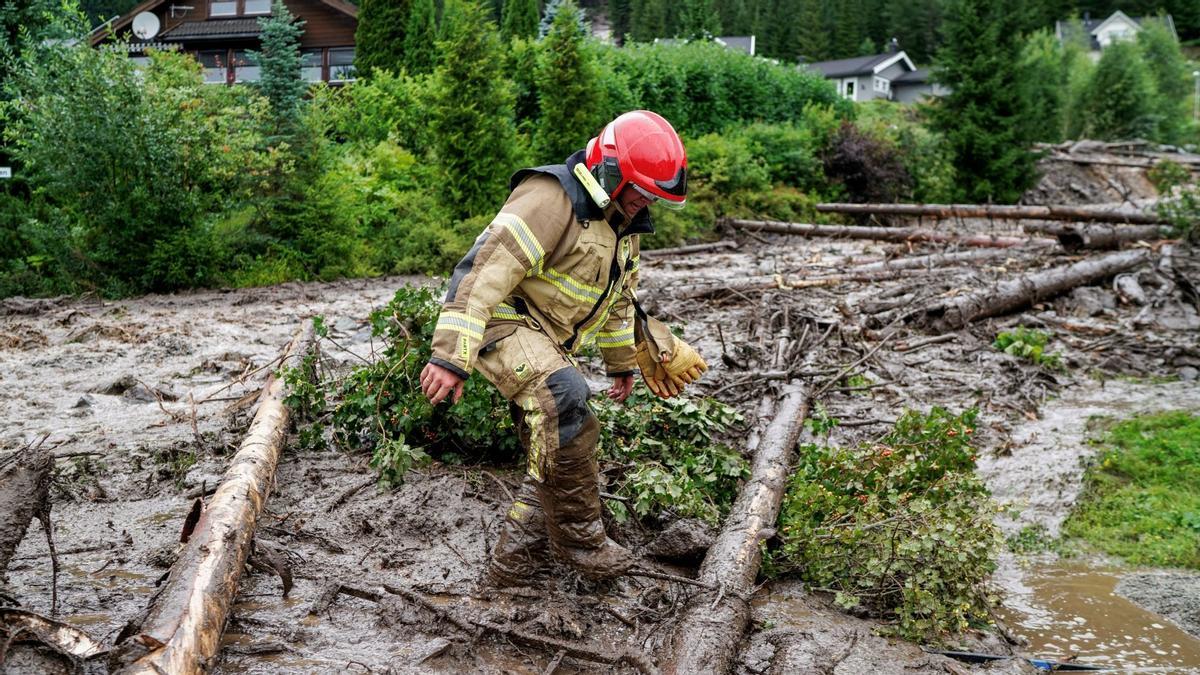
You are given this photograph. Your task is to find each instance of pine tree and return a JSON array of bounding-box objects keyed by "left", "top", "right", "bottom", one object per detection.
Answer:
[
  {"left": 883, "top": 0, "right": 944, "bottom": 63},
  {"left": 677, "top": 0, "right": 721, "bottom": 38},
  {"left": 502, "top": 0, "right": 539, "bottom": 39},
  {"left": 404, "top": 0, "right": 439, "bottom": 73},
  {"left": 829, "top": 0, "right": 869, "bottom": 58},
  {"left": 539, "top": 0, "right": 586, "bottom": 39},
  {"left": 1017, "top": 30, "right": 1066, "bottom": 142},
  {"left": 628, "top": 0, "right": 667, "bottom": 42},
  {"left": 430, "top": 0, "right": 520, "bottom": 218},
  {"left": 251, "top": 0, "right": 307, "bottom": 132},
  {"left": 608, "top": 0, "right": 631, "bottom": 43},
  {"left": 355, "top": 0, "right": 410, "bottom": 76},
  {"left": 718, "top": 0, "right": 751, "bottom": 36},
  {"left": 793, "top": 0, "right": 827, "bottom": 61},
  {"left": 1079, "top": 40, "right": 1157, "bottom": 141},
  {"left": 534, "top": 0, "right": 600, "bottom": 161},
  {"left": 931, "top": 0, "right": 1038, "bottom": 203}
]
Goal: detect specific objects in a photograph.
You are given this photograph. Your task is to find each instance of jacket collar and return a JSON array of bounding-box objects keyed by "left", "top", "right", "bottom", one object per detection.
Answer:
[{"left": 565, "top": 150, "right": 655, "bottom": 237}]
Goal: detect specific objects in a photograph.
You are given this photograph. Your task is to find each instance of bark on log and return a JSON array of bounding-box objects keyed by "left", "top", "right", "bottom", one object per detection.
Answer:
[
  {"left": 917, "top": 249, "right": 1152, "bottom": 332},
  {"left": 659, "top": 385, "right": 809, "bottom": 674},
  {"left": 642, "top": 239, "right": 738, "bottom": 258},
  {"left": 727, "top": 218, "right": 1045, "bottom": 248},
  {"left": 1020, "top": 222, "right": 1172, "bottom": 251},
  {"left": 0, "top": 446, "right": 52, "bottom": 576},
  {"left": 112, "top": 325, "right": 316, "bottom": 675},
  {"left": 814, "top": 203, "right": 1166, "bottom": 225},
  {"left": 852, "top": 248, "right": 1014, "bottom": 273},
  {"left": 671, "top": 268, "right": 951, "bottom": 300}
]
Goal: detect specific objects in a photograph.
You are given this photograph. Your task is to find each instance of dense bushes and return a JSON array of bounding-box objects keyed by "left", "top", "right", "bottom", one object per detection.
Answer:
[{"left": 768, "top": 407, "right": 1002, "bottom": 642}]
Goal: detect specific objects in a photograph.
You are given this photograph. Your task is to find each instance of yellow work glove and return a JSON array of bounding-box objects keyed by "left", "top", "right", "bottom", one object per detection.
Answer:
[{"left": 634, "top": 315, "right": 708, "bottom": 398}]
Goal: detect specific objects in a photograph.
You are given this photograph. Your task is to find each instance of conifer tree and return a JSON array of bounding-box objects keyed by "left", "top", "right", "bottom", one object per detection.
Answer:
[
  {"left": 1080, "top": 40, "right": 1157, "bottom": 141},
  {"left": 608, "top": 0, "right": 631, "bottom": 43},
  {"left": 502, "top": 0, "right": 539, "bottom": 39},
  {"left": 539, "top": 0, "right": 586, "bottom": 39},
  {"left": 403, "top": 0, "right": 439, "bottom": 73},
  {"left": 931, "top": 0, "right": 1038, "bottom": 203},
  {"left": 535, "top": 0, "right": 600, "bottom": 161},
  {"left": 430, "top": 0, "right": 519, "bottom": 218},
  {"left": 793, "top": 0, "right": 828, "bottom": 61},
  {"left": 251, "top": 0, "right": 307, "bottom": 131},
  {"left": 628, "top": 0, "right": 667, "bottom": 42},
  {"left": 355, "top": 0, "right": 410, "bottom": 75},
  {"left": 677, "top": 0, "right": 721, "bottom": 39},
  {"left": 1017, "top": 30, "right": 1066, "bottom": 143}
]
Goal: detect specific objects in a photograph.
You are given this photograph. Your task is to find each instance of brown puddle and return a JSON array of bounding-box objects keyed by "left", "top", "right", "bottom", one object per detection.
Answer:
[{"left": 996, "top": 561, "right": 1200, "bottom": 673}]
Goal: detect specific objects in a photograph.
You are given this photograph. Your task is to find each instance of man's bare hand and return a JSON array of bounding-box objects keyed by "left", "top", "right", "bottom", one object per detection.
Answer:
[
  {"left": 420, "top": 362, "right": 465, "bottom": 406},
  {"left": 607, "top": 374, "right": 635, "bottom": 402}
]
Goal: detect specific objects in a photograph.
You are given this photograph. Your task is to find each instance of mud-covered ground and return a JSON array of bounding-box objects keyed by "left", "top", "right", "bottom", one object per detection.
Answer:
[{"left": 4, "top": 155, "right": 1199, "bottom": 673}]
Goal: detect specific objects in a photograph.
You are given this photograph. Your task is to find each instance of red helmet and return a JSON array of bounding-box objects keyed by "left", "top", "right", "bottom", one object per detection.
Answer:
[{"left": 584, "top": 110, "right": 687, "bottom": 210}]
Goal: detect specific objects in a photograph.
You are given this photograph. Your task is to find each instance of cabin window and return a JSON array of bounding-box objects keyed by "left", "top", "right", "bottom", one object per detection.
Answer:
[
  {"left": 232, "top": 50, "right": 260, "bottom": 83},
  {"left": 873, "top": 76, "right": 889, "bottom": 92},
  {"left": 300, "top": 49, "right": 323, "bottom": 81},
  {"left": 209, "top": 0, "right": 237, "bottom": 16},
  {"left": 197, "top": 50, "right": 228, "bottom": 83},
  {"left": 243, "top": 0, "right": 272, "bottom": 13},
  {"left": 329, "top": 47, "right": 356, "bottom": 82}
]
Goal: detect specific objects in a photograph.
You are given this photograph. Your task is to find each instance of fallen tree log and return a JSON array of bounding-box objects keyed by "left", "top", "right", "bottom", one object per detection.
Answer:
[
  {"left": 853, "top": 247, "right": 1014, "bottom": 273},
  {"left": 111, "top": 324, "right": 316, "bottom": 675},
  {"left": 671, "top": 268, "right": 952, "bottom": 300},
  {"left": 642, "top": 239, "right": 738, "bottom": 258},
  {"left": 916, "top": 249, "right": 1152, "bottom": 332},
  {"left": 0, "top": 445, "right": 52, "bottom": 577},
  {"left": 727, "top": 218, "right": 1046, "bottom": 248},
  {"left": 659, "top": 313, "right": 814, "bottom": 674},
  {"left": 815, "top": 202, "right": 1166, "bottom": 225},
  {"left": 1021, "top": 222, "right": 1172, "bottom": 250}
]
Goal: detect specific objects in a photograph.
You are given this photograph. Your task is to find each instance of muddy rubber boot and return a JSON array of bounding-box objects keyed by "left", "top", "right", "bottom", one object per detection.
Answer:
[
  {"left": 484, "top": 476, "right": 551, "bottom": 587},
  {"left": 537, "top": 414, "right": 634, "bottom": 580}
]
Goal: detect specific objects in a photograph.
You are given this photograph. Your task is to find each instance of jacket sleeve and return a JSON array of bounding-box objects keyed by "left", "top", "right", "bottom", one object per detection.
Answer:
[
  {"left": 429, "top": 175, "right": 570, "bottom": 378},
  {"left": 597, "top": 236, "right": 640, "bottom": 377}
]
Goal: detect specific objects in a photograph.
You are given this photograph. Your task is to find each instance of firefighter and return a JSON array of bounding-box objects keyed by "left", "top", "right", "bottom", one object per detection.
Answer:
[{"left": 419, "top": 110, "right": 708, "bottom": 585}]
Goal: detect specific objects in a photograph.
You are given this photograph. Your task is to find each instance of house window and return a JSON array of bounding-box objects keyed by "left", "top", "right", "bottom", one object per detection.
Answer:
[
  {"left": 232, "top": 50, "right": 260, "bottom": 83},
  {"left": 243, "top": 0, "right": 272, "bottom": 14},
  {"left": 209, "top": 0, "right": 237, "bottom": 16},
  {"left": 328, "top": 47, "right": 355, "bottom": 82},
  {"left": 197, "top": 50, "right": 228, "bottom": 83},
  {"left": 843, "top": 79, "right": 855, "bottom": 100},
  {"left": 874, "top": 76, "right": 889, "bottom": 92},
  {"left": 300, "top": 49, "right": 323, "bottom": 81}
]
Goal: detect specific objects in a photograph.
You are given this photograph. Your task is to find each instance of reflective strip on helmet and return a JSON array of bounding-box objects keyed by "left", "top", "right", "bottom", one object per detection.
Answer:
[
  {"left": 536, "top": 267, "right": 604, "bottom": 303},
  {"left": 494, "top": 213, "right": 545, "bottom": 274},
  {"left": 596, "top": 325, "right": 635, "bottom": 349},
  {"left": 436, "top": 312, "right": 485, "bottom": 340},
  {"left": 631, "top": 182, "right": 686, "bottom": 210}
]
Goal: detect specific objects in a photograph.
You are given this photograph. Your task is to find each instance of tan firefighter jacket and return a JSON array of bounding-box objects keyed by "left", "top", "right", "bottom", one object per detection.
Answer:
[{"left": 429, "top": 151, "right": 652, "bottom": 381}]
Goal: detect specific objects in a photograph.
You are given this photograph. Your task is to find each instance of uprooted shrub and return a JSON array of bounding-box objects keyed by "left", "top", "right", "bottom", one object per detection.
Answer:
[
  {"left": 766, "top": 407, "right": 1002, "bottom": 643},
  {"left": 284, "top": 284, "right": 748, "bottom": 524}
]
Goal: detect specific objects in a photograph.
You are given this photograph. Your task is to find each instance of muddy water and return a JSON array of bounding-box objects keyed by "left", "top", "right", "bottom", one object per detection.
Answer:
[
  {"left": 996, "top": 561, "right": 1200, "bottom": 673},
  {"left": 985, "top": 379, "right": 1200, "bottom": 673}
]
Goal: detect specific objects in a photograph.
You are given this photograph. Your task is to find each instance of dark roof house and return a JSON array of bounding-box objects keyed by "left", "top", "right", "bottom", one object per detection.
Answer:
[
  {"left": 802, "top": 45, "right": 945, "bottom": 103},
  {"left": 90, "top": 0, "right": 358, "bottom": 85}
]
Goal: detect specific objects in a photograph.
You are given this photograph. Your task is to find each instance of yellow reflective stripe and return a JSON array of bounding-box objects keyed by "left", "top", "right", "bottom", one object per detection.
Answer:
[
  {"left": 536, "top": 267, "right": 603, "bottom": 303},
  {"left": 630, "top": 255, "right": 640, "bottom": 272},
  {"left": 577, "top": 290, "right": 624, "bottom": 347},
  {"left": 596, "top": 326, "right": 635, "bottom": 349},
  {"left": 436, "top": 312, "right": 484, "bottom": 340},
  {"left": 495, "top": 213, "right": 545, "bottom": 274},
  {"left": 492, "top": 302, "right": 523, "bottom": 321}
]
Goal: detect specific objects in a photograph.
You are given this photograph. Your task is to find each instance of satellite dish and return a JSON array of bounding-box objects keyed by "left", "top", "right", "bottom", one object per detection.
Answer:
[{"left": 131, "top": 12, "right": 160, "bottom": 40}]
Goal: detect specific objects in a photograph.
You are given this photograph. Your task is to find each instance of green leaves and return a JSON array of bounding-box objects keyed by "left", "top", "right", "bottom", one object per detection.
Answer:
[
  {"left": 993, "top": 326, "right": 1062, "bottom": 369},
  {"left": 769, "top": 407, "right": 1001, "bottom": 643}
]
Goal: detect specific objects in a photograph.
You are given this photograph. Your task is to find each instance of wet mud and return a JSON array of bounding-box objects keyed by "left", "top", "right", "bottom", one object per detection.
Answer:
[{"left": 2, "top": 225, "right": 1198, "bottom": 672}]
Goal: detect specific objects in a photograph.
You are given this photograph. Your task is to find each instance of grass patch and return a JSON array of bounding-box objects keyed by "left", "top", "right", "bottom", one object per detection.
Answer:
[{"left": 1063, "top": 411, "right": 1200, "bottom": 569}]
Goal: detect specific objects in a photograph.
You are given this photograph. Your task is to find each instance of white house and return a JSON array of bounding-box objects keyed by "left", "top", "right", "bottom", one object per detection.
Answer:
[{"left": 1055, "top": 10, "right": 1178, "bottom": 58}]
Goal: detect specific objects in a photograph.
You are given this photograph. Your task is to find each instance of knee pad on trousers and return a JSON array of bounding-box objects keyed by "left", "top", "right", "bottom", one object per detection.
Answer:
[{"left": 545, "top": 368, "right": 595, "bottom": 448}]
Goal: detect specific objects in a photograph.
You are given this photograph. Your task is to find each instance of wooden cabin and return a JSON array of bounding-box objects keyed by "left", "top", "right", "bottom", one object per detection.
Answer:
[{"left": 89, "top": 0, "right": 358, "bottom": 85}]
